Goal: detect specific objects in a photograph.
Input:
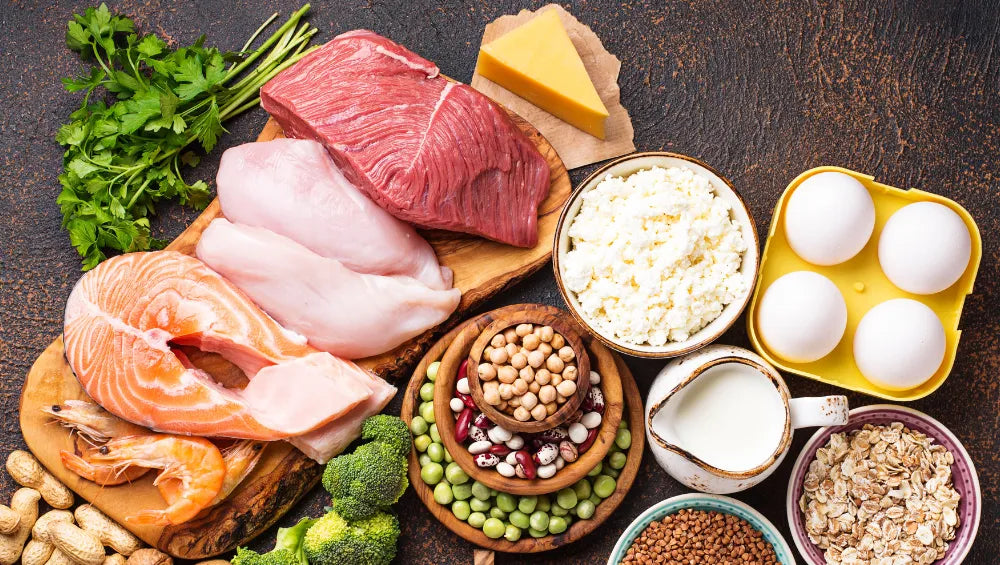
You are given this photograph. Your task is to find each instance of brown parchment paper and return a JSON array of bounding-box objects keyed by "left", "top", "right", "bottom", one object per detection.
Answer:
[{"left": 471, "top": 4, "right": 635, "bottom": 170}]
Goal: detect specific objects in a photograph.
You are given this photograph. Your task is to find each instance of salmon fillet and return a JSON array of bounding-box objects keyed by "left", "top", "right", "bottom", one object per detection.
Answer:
[{"left": 63, "top": 251, "right": 375, "bottom": 440}]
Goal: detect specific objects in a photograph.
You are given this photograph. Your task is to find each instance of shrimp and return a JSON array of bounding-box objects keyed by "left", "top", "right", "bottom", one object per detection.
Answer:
[
  {"left": 46, "top": 400, "right": 152, "bottom": 485},
  {"left": 159, "top": 440, "right": 266, "bottom": 506},
  {"left": 83, "top": 435, "right": 225, "bottom": 525}
]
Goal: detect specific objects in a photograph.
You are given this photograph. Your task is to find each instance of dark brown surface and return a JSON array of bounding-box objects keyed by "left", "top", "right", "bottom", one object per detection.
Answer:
[{"left": 0, "top": 1, "right": 997, "bottom": 563}]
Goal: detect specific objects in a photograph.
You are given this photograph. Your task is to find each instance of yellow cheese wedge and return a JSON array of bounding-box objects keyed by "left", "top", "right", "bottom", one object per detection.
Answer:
[{"left": 477, "top": 10, "right": 610, "bottom": 139}]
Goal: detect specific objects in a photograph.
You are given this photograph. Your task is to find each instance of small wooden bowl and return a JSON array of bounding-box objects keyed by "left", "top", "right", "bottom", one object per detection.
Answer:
[
  {"left": 435, "top": 304, "right": 622, "bottom": 495},
  {"left": 465, "top": 305, "right": 591, "bottom": 434}
]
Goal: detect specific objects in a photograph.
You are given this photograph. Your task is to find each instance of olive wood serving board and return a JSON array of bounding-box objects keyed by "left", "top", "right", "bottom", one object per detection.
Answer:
[
  {"left": 19, "top": 111, "right": 570, "bottom": 558},
  {"left": 402, "top": 318, "right": 645, "bottom": 553}
]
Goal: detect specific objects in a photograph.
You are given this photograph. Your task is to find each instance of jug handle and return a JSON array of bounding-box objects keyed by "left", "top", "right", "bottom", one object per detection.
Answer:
[{"left": 789, "top": 396, "right": 849, "bottom": 430}]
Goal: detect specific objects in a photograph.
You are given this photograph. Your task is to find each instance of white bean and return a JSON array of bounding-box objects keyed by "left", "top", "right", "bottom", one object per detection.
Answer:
[
  {"left": 569, "top": 422, "right": 588, "bottom": 444},
  {"left": 590, "top": 370, "right": 601, "bottom": 385},
  {"left": 457, "top": 377, "right": 470, "bottom": 395},
  {"left": 496, "top": 462, "right": 516, "bottom": 477},
  {"left": 506, "top": 452, "right": 519, "bottom": 465},
  {"left": 450, "top": 398, "right": 465, "bottom": 412},
  {"left": 555, "top": 456, "right": 565, "bottom": 470},
  {"left": 537, "top": 463, "right": 557, "bottom": 479},
  {"left": 468, "top": 440, "right": 493, "bottom": 454},
  {"left": 505, "top": 435, "right": 525, "bottom": 450},
  {"left": 581, "top": 411, "right": 602, "bottom": 429}
]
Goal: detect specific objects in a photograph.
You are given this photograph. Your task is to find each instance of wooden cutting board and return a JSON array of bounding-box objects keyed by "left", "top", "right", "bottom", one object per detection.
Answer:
[{"left": 19, "top": 113, "right": 570, "bottom": 558}]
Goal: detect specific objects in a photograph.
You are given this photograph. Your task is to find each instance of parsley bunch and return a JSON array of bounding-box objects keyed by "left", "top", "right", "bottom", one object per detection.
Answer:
[{"left": 56, "top": 4, "right": 317, "bottom": 269}]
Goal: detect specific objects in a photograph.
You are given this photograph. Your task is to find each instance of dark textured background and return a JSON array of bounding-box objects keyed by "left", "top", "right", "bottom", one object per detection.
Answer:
[{"left": 1, "top": 1, "right": 997, "bottom": 563}]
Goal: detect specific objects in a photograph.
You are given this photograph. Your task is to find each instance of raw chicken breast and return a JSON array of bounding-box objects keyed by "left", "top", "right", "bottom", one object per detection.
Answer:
[
  {"left": 216, "top": 138, "right": 452, "bottom": 290},
  {"left": 196, "top": 219, "right": 461, "bottom": 359}
]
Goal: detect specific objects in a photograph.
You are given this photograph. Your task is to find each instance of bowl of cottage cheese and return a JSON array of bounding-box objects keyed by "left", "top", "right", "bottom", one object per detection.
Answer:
[{"left": 553, "top": 152, "right": 759, "bottom": 358}]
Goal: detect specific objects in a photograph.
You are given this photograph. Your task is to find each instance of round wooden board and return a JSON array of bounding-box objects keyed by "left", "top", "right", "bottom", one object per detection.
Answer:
[
  {"left": 402, "top": 318, "right": 645, "bottom": 553},
  {"left": 19, "top": 100, "right": 570, "bottom": 558}
]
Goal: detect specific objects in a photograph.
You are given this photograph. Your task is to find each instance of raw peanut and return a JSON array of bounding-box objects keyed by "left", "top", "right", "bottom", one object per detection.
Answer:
[
  {"left": 103, "top": 556, "right": 127, "bottom": 565},
  {"left": 45, "top": 549, "right": 75, "bottom": 565},
  {"left": 75, "top": 505, "right": 142, "bottom": 556},
  {"left": 33, "top": 511, "right": 74, "bottom": 543},
  {"left": 0, "top": 488, "right": 41, "bottom": 565},
  {"left": 0, "top": 506, "right": 17, "bottom": 535},
  {"left": 125, "top": 549, "right": 171, "bottom": 565},
  {"left": 22, "top": 540, "right": 55, "bottom": 565},
  {"left": 47, "top": 521, "right": 104, "bottom": 565},
  {"left": 6, "top": 452, "right": 74, "bottom": 509}
]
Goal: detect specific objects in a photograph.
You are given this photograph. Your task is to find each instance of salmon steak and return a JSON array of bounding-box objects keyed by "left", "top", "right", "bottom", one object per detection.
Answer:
[{"left": 63, "top": 250, "right": 375, "bottom": 440}]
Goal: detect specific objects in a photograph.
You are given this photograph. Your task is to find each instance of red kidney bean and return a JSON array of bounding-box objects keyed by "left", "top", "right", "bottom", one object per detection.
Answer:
[
  {"left": 514, "top": 450, "right": 537, "bottom": 479},
  {"left": 473, "top": 413, "right": 491, "bottom": 429},
  {"left": 578, "top": 427, "right": 600, "bottom": 453},
  {"left": 459, "top": 359, "right": 469, "bottom": 380},
  {"left": 489, "top": 444, "right": 511, "bottom": 456},
  {"left": 457, "top": 392, "right": 477, "bottom": 409},
  {"left": 455, "top": 408, "right": 473, "bottom": 442}
]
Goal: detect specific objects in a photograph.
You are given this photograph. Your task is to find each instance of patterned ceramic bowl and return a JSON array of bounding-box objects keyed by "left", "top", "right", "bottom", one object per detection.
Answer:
[
  {"left": 607, "top": 493, "right": 796, "bottom": 564},
  {"left": 787, "top": 404, "right": 982, "bottom": 565}
]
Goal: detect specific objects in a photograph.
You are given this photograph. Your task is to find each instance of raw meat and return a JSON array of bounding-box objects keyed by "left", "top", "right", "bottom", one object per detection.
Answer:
[
  {"left": 289, "top": 372, "right": 397, "bottom": 463},
  {"left": 216, "top": 138, "right": 452, "bottom": 290},
  {"left": 261, "top": 30, "right": 551, "bottom": 247},
  {"left": 63, "top": 250, "right": 376, "bottom": 440},
  {"left": 196, "top": 219, "right": 461, "bottom": 359}
]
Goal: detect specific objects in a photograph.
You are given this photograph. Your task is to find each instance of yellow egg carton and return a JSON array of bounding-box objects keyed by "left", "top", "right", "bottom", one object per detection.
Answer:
[{"left": 746, "top": 166, "right": 982, "bottom": 401}]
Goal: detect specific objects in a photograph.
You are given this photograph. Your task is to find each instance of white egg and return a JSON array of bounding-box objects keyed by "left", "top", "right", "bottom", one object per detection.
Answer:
[
  {"left": 853, "top": 299, "right": 945, "bottom": 390},
  {"left": 878, "top": 202, "right": 972, "bottom": 294},
  {"left": 757, "top": 271, "right": 847, "bottom": 363},
  {"left": 784, "top": 172, "right": 876, "bottom": 266}
]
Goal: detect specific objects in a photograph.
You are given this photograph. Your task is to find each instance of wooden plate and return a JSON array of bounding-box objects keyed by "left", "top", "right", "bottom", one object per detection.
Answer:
[
  {"left": 403, "top": 319, "right": 644, "bottom": 553},
  {"left": 18, "top": 107, "right": 570, "bottom": 558}
]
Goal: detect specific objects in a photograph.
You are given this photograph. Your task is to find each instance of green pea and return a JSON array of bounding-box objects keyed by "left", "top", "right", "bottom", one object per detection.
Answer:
[
  {"left": 529, "top": 510, "right": 549, "bottom": 531},
  {"left": 517, "top": 495, "right": 538, "bottom": 514},
  {"left": 418, "top": 454, "right": 432, "bottom": 467},
  {"left": 427, "top": 442, "right": 445, "bottom": 463},
  {"left": 429, "top": 423, "right": 441, "bottom": 443},
  {"left": 587, "top": 462, "right": 603, "bottom": 477},
  {"left": 604, "top": 466, "right": 620, "bottom": 479},
  {"left": 619, "top": 420, "right": 628, "bottom": 429},
  {"left": 496, "top": 493, "right": 517, "bottom": 513},
  {"left": 573, "top": 480, "right": 592, "bottom": 500},
  {"left": 452, "top": 482, "right": 473, "bottom": 501},
  {"left": 433, "top": 482, "right": 454, "bottom": 505},
  {"left": 420, "top": 462, "right": 443, "bottom": 485},
  {"left": 427, "top": 361, "right": 441, "bottom": 381},
  {"left": 550, "top": 504, "right": 568, "bottom": 517},
  {"left": 445, "top": 462, "right": 469, "bottom": 485},
  {"left": 468, "top": 512, "right": 486, "bottom": 529},
  {"left": 419, "top": 382, "right": 435, "bottom": 401},
  {"left": 471, "top": 480, "right": 491, "bottom": 501},
  {"left": 588, "top": 493, "right": 602, "bottom": 506},
  {"left": 615, "top": 429, "right": 632, "bottom": 450},
  {"left": 594, "top": 475, "right": 617, "bottom": 498},
  {"left": 419, "top": 402, "right": 435, "bottom": 424},
  {"left": 556, "top": 488, "right": 578, "bottom": 509},
  {"left": 490, "top": 507, "right": 507, "bottom": 520},
  {"left": 504, "top": 524, "right": 522, "bottom": 542},
  {"left": 414, "top": 434, "right": 431, "bottom": 453},
  {"left": 528, "top": 527, "right": 548, "bottom": 538},
  {"left": 452, "top": 499, "right": 471, "bottom": 521},
  {"left": 490, "top": 488, "right": 499, "bottom": 497},
  {"left": 548, "top": 516, "right": 568, "bottom": 535},
  {"left": 470, "top": 498, "right": 491, "bottom": 512},
  {"left": 609, "top": 451, "right": 627, "bottom": 470},
  {"left": 409, "top": 415, "right": 428, "bottom": 436},
  {"left": 535, "top": 495, "right": 551, "bottom": 513},
  {"left": 444, "top": 449, "right": 453, "bottom": 463},
  {"left": 575, "top": 499, "right": 596, "bottom": 519},
  {"left": 483, "top": 518, "right": 505, "bottom": 539},
  {"left": 508, "top": 510, "right": 530, "bottom": 529}
]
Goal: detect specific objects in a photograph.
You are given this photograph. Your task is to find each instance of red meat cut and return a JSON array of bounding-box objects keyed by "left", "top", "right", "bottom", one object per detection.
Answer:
[{"left": 260, "top": 30, "right": 551, "bottom": 248}]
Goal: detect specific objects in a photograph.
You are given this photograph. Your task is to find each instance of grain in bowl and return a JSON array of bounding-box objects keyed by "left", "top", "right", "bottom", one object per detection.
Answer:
[{"left": 561, "top": 166, "right": 748, "bottom": 347}]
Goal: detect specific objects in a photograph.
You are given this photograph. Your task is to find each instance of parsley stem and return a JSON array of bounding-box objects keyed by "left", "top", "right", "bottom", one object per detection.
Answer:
[{"left": 223, "top": 4, "right": 311, "bottom": 86}]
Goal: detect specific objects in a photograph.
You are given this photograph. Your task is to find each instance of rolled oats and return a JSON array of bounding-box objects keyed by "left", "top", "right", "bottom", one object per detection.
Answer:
[{"left": 800, "top": 423, "right": 961, "bottom": 564}]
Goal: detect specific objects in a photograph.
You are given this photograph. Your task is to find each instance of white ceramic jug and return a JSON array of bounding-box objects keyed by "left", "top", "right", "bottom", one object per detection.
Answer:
[{"left": 644, "top": 344, "right": 848, "bottom": 494}]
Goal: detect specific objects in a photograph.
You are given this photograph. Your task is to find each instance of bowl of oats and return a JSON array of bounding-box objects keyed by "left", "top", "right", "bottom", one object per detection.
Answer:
[
  {"left": 553, "top": 152, "right": 759, "bottom": 358},
  {"left": 787, "top": 404, "right": 982, "bottom": 565}
]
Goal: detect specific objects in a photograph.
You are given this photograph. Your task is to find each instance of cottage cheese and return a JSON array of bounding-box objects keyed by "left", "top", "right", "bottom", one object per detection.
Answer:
[{"left": 562, "top": 166, "right": 748, "bottom": 346}]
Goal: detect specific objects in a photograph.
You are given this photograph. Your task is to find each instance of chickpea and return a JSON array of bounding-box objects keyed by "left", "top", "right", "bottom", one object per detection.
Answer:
[
  {"left": 539, "top": 326, "right": 554, "bottom": 343},
  {"left": 563, "top": 366, "right": 578, "bottom": 382},
  {"left": 478, "top": 363, "right": 497, "bottom": 381},
  {"left": 515, "top": 323, "right": 533, "bottom": 337},
  {"left": 510, "top": 352, "right": 528, "bottom": 370},
  {"left": 533, "top": 326, "right": 543, "bottom": 338},
  {"left": 551, "top": 373, "right": 563, "bottom": 386},
  {"left": 522, "top": 333, "right": 540, "bottom": 351},
  {"left": 498, "top": 400, "right": 509, "bottom": 411},
  {"left": 538, "top": 342, "right": 553, "bottom": 356},
  {"left": 499, "top": 383, "right": 514, "bottom": 400},
  {"left": 557, "top": 379, "right": 577, "bottom": 398},
  {"left": 530, "top": 404, "right": 548, "bottom": 421},
  {"left": 484, "top": 346, "right": 494, "bottom": 359},
  {"left": 545, "top": 402, "right": 558, "bottom": 416},
  {"left": 558, "top": 346, "right": 575, "bottom": 363},
  {"left": 519, "top": 366, "right": 535, "bottom": 383},
  {"left": 505, "top": 342, "right": 519, "bottom": 357},
  {"left": 509, "top": 396, "right": 521, "bottom": 408},
  {"left": 503, "top": 328, "right": 518, "bottom": 343},
  {"left": 551, "top": 333, "right": 565, "bottom": 350},
  {"left": 491, "top": 334, "right": 507, "bottom": 348},
  {"left": 489, "top": 347, "right": 508, "bottom": 365},
  {"left": 498, "top": 365, "right": 518, "bottom": 384},
  {"left": 546, "top": 355, "right": 565, "bottom": 374},
  {"left": 512, "top": 378, "right": 528, "bottom": 396},
  {"left": 535, "top": 369, "right": 552, "bottom": 386},
  {"left": 520, "top": 392, "right": 538, "bottom": 410},
  {"left": 484, "top": 388, "right": 501, "bottom": 405},
  {"left": 528, "top": 381, "right": 541, "bottom": 394},
  {"left": 527, "top": 350, "right": 545, "bottom": 369},
  {"left": 556, "top": 393, "right": 566, "bottom": 404},
  {"left": 519, "top": 347, "right": 530, "bottom": 357},
  {"left": 539, "top": 384, "right": 557, "bottom": 404},
  {"left": 513, "top": 406, "right": 531, "bottom": 422}
]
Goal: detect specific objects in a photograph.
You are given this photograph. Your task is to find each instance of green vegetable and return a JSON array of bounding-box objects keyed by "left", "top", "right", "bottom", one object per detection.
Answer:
[
  {"left": 433, "top": 482, "right": 454, "bottom": 505},
  {"left": 482, "top": 518, "right": 505, "bottom": 539},
  {"left": 419, "top": 402, "right": 436, "bottom": 424},
  {"left": 556, "top": 488, "right": 577, "bottom": 510},
  {"left": 452, "top": 500, "right": 471, "bottom": 521},
  {"left": 529, "top": 511, "right": 549, "bottom": 531},
  {"left": 575, "top": 500, "right": 596, "bottom": 520},
  {"left": 469, "top": 498, "right": 491, "bottom": 512},
  {"left": 471, "top": 481, "right": 491, "bottom": 501},
  {"left": 517, "top": 495, "right": 538, "bottom": 514},
  {"left": 593, "top": 475, "right": 617, "bottom": 498},
  {"left": 322, "top": 418, "right": 410, "bottom": 521},
  {"left": 548, "top": 516, "right": 568, "bottom": 535},
  {"left": 429, "top": 423, "right": 441, "bottom": 444},
  {"left": 56, "top": 4, "right": 318, "bottom": 269},
  {"left": 413, "top": 434, "right": 431, "bottom": 453},
  {"left": 535, "top": 495, "right": 551, "bottom": 513},
  {"left": 418, "top": 454, "right": 432, "bottom": 468},
  {"left": 420, "top": 462, "right": 444, "bottom": 485},
  {"left": 231, "top": 516, "right": 315, "bottom": 565},
  {"left": 303, "top": 509, "right": 399, "bottom": 565},
  {"left": 409, "top": 416, "right": 428, "bottom": 436},
  {"left": 615, "top": 429, "right": 632, "bottom": 450},
  {"left": 231, "top": 547, "right": 297, "bottom": 565},
  {"left": 550, "top": 504, "right": 569, "bottom": 517},
  {"left": 427, "top": 443, "right": 444, "bottom": 463},
  {"left": 361, "top": 415, "right": 411, "bottom": 458},
  {"left": 504, "top": 524, "right": 522, "bottom": 542},
  {"left": 452, "top": 482, "right": 473, "bottom": 501},
  {"left": 508, "top": 510, "right": 530, "bottom": 529},
  {"left": 426, "top": 361, "right": 440, "bottom": 381},
  {"left": 444, "top": 462, "right": 469, "bottom": 485},
  {"left": 587, "top": 463, "right": 603, "bottom": 477},
  {"left": 468, "top": 512, "right": 487, "bottom": 529},
  {"left": 496, "top": 493, "right": 517, "bottom": 513},
  {"left": 528, "top": 527, "right": 547, "bottom": 539},
  {"left": 573, "top": 480, "right": 592, "bottom": 501},
  {"left": 489, "top": 507, "right": 507, "bottom": 520},
  {"left": 419, "top": 382, "right": 435, "bottom": 402},
  {"left": 609, "top": 452, "right": 627, "bottom": 470}
]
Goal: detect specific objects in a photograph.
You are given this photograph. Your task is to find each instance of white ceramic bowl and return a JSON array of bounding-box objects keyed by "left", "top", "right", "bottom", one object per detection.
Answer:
[
  {"left": 607, "top": 493, "right": 796, "bottom": 564},
  {"left": 553, "top": 152, "right": 759, "bottom": 358}
]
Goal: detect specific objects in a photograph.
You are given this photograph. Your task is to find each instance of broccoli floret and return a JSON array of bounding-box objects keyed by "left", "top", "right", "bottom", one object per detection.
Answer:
[
  {"left": 323, "top": 442, "right": 408, "bottom": 521},
  {"left": 303, "top": 509, "right": 400, "bottom": 565},
  {"left": 231, "top": 517, "right": 314, "bottom": 565},
  {"left": 230, "top": 547, "right": 296, "bottom": 565},
  {"left": 360, "top": 414, "right": 411, "bottom": 458}
]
